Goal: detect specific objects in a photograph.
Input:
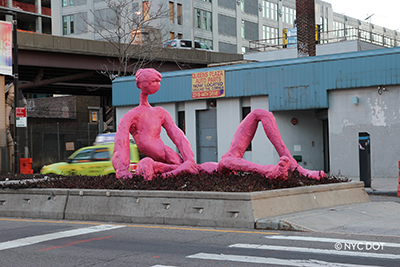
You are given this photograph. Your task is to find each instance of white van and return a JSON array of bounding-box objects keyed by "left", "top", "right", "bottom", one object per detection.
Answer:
[{"left": 163, "top": 39, "right": 212, "bottom": 51}]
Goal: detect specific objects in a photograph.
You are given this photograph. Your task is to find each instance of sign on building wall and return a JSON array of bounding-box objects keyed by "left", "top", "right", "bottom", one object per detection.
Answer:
[
  {"left": 192, "top": 70, "right": 225, "bottom": 99},
  {"left": 0, "top": 21, "right": 12, "bottom": 76}
]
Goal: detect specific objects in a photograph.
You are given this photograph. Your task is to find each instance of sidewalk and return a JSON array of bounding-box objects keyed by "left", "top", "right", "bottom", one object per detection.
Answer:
[
  {"left": 256, "top": 177, "right": 400, "bottom": 236},
  {"left": 363, "top": 177, "right": 399, "bottom": 195}
]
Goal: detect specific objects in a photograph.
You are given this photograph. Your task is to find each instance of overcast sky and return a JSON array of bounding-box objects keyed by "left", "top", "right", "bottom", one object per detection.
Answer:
[{"left": 328, "top": 0, "right": 399, "bottom": 31}]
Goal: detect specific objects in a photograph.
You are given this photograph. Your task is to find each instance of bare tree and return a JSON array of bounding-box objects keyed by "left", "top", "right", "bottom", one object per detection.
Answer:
[{"left": 83, "top": 0, "right": 169, "bottom": 78}]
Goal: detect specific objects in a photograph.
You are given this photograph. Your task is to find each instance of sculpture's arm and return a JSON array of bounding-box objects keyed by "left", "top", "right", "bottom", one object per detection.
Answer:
[
  {"left": 160, "top": 109, "right": 195, "bottom": 163},
  {"left": 112, "top": 112, "right": 134, "bottom": 179}
]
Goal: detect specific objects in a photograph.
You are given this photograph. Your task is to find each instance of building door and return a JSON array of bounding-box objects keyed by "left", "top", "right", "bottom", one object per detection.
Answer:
[{"left": 196, "top": 108, "right": 218, "bottom": 164}]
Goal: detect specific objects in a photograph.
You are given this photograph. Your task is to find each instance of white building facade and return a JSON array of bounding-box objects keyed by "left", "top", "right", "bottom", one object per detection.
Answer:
[{"left": 52, "top": 0, "right": 400, "bottom": 53}]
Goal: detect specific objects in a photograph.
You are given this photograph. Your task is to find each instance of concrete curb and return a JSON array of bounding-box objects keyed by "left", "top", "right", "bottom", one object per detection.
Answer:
[{"left": 0, "top": 182, "right": 370, "bottom": 229}]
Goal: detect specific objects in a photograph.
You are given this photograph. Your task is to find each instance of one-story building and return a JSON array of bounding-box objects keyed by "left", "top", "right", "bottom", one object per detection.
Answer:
[{"left": 112, "top": 47, "right": 400, "bottom": 184}]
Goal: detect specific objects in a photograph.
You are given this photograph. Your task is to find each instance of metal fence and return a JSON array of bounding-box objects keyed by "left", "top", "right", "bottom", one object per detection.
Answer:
[
  {"left": 26, "top": 122, "right": 99, "bottom": 172},
  {"left": 249, "top": 28, "right": 400, "bottom": 52}
]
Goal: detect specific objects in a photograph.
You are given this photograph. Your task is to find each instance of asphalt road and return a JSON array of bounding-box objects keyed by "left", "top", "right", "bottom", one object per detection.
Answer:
[
  {"left": 0, "top": 214, "right": 399, "bottom": 267},
  {"left": 0, "top": 194, "right": 398, "bottom": 267}
]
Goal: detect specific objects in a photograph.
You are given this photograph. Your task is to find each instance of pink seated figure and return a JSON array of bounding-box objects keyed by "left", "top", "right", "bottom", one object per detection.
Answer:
[
  {"left": 112, "top": 68, "right": 198, "bottom": 180},
  {"left": 113, "top": 68, "right": 325, "bottom": 181},
  {"left": 217, "top": 109, "right": 325, "bottom": 179}
]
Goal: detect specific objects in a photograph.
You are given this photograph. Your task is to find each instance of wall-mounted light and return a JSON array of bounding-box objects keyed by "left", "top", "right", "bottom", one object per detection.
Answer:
[
  {"left": 377, "top": 86, "right": 387, "bottom": 95},
  {"left": 209, "top": 100, "right": 216, "bottom": 107},
  {"left": 236, "top": 0, "right": 241, "bottom": 5},
  {"left": 291, "top": 118, "right": 298, "bottom": 125},
  {"left": 258, "top": 3, "right": 262, "bottom": 12},
  {"left": 352, "top": 96, "right": 359, "bottom": 104}
]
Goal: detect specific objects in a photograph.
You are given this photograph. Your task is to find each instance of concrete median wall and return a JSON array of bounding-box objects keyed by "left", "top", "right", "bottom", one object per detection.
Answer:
[{"left": 0, "top": 182, "right": 369, "bottom": 229}]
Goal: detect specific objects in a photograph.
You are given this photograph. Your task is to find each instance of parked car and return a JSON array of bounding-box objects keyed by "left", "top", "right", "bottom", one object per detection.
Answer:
[
  {"left": 40, "top": 133, "right": 140, "bottom": 176},
  {"left": 163, "top": 39, "right": 212, "bottom": 50}
]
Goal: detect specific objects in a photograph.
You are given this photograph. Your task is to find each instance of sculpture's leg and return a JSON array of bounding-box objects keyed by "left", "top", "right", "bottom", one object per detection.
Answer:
[
  {"left": 161, "top": 160, "right": 199, "bottom": 178},
  {"left": 256, "top": 110, "right": 325, "bottom": 179},
  {"left": 136, "top": 157, "right": 180, "bottom": 181},
  {"left": 222, "top": 109, "right": 325, "bottom": 179},
  {"left": 218, "top": 156, "right": 291, "bottom": 180}
]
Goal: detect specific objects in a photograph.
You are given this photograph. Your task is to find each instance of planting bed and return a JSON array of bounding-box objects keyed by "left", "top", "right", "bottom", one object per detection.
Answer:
[{"left": 0, "top": 170, "right": 348, "bottom": 192}]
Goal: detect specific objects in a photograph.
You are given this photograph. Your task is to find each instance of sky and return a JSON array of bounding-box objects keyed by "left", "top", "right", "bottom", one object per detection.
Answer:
[{"left": 328, "top": 0, "right": 400, "bottom": 31}]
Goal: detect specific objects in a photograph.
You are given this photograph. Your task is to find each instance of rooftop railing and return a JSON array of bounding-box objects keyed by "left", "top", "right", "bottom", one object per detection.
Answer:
[{"left": 249, "top": 28, "right": 400, "bottom": 52}]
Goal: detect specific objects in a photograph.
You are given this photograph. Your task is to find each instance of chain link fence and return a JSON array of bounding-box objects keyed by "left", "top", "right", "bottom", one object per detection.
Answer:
[{"left": 27, "top": 122, "right": 99, "bottom": 172}]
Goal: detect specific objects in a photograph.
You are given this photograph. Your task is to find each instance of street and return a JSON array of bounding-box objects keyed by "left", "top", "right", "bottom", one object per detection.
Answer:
[{"left": 0, "top": 196, "right": 399, "bottom": 267}]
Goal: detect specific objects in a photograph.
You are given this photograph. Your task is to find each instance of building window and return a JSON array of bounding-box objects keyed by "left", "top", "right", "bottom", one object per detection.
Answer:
[
  {"left": 241, "top": 20, "right": 245, "bottom": 38},
  {"left": 195, "top": 9, "right": 212, "bottom": 31},
  {"left": 169, "top": 2, "right": 174, "bottom": 23},
  {"left": 201, "top": 0, "right": 211, "bottom": 2},
  {"left": 169, "top": 32, "right": 175, "bottom": 40},
  {"left": 177, "top": 3, "right": 182, "bottom": 25},
  {"left": 195, "top": 38, "right": 213, "bottom": 50},
  {"left": 62, "top": 15, "right": 74, "bottom": 35},
  {"left": 177, "top": 33, "right": 182, "bottom": 39},
  {"left": 263, "top": 25, "right": 278, "bottom": 45},
  {"left": 196, "top": 10, "right": 201, "bottom": 28},
  {"left": 62, "top": 0, "right": 73, "bottom": 7},
  {"left": 263, "top": 1, "right": 277, "bottom": 20},
  {"left": 70, "top": 16, "right": 74, "bottom": 34},
  {"left": 63, "top": 16, "right": 67, "bottom": 35},
  {"left": 282, "top": 6, "right": 295, "bottom": 25},
  {"left": 240, "top": 1, "right": 244, "bottom": 12},
  {"left": 143, "top": 1, "right": 149, "bottom": 21},
  {"left": 333, "top": 21, "right": 344, "bottom": 38}
]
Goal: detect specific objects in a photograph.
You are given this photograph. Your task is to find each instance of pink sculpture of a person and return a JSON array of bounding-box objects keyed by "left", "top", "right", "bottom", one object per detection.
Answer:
[
  {"left": 217, "top": 109, "right": 325, "bottom": 179},
  {"left": 113, "top": 68, "right": 325, "bottom": 180},
  {"left": 112, "top": 68, "right": 198, "bottom": 180}
]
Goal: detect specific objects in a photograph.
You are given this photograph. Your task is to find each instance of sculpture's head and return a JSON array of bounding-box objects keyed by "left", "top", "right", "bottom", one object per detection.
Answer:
[{"left": 136, "top": 68, "right": 162, "bottom": 95}]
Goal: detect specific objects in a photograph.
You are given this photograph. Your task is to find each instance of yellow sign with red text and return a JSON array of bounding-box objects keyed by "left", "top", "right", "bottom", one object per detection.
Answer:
[{"left": 192, "top": 70, "right": 225, "bottom": 99}]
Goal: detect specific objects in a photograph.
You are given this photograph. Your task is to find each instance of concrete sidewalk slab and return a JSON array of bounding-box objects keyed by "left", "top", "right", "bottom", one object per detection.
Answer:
[
  {"left": 359, "top": 177, "right": 398, "bottom": 195},
  {"left": 256, "top": 202, "right": 400, "bottom": 237}
]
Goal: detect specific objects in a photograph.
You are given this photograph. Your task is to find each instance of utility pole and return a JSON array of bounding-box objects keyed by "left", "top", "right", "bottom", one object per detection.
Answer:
[{"left": 13, "top": 14, "right": 19, "bottom": 173}]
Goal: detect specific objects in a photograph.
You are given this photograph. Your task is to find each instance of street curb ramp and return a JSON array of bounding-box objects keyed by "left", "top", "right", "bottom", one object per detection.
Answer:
[{"left": 0, "top": 182, "right": 370, "bottom": 229}]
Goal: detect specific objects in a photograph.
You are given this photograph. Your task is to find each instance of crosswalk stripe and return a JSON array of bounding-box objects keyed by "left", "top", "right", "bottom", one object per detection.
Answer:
[
  {"left": 187, "top": 253, "right": 384, "bottom": 267},
  {"left": 229, "top": 243, "right": 400, "bottom": 259},
  {"left": 0, "top": 224, "right": 125, "bottom": 251},
  {"left": 265, "top": 235, "right": 400, "bottom": 248}
]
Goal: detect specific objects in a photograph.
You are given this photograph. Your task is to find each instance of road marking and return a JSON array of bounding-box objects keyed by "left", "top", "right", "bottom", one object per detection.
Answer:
[
  {"left": 0, "top": 218, "right": 279, "bottom": 235},
  {"left": 229, "top": 243, "right": 400, "bottom": 259},
  {"left": 0, "top": 224, "right": 124, "bottom": 251},
  {"left": 151, "top": 265, "right": 179, "bottom": 267},
  {"left": 265, "top": 235, "right": 400, "bottom": 248},
  {"left": 39, "top": 235, "right": 113, "bottom": 251},
  {"left": 187, "top": 253, "right": 384, "bottom": 267}
]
